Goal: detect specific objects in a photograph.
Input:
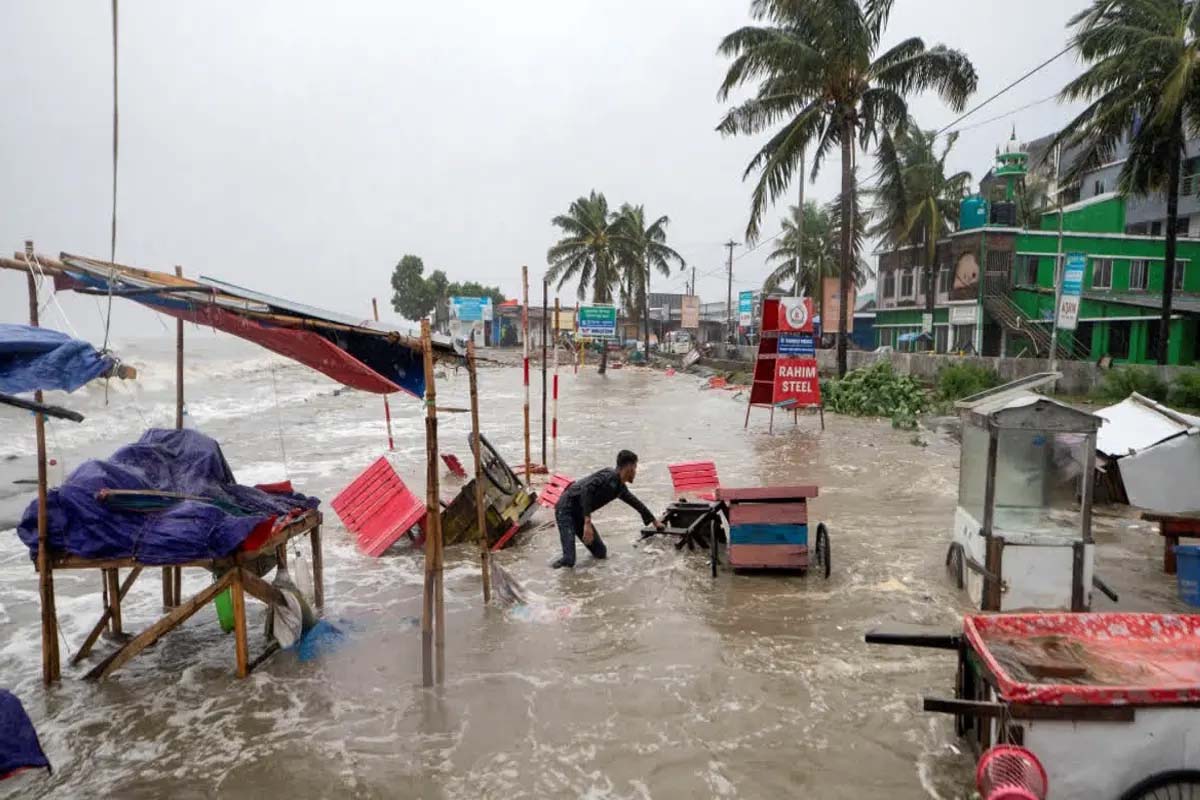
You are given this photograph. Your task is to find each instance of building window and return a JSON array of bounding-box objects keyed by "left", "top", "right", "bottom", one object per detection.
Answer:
[
  {"left": 1108, "top": 321, "right": 1131, "bottom": 360},
  {"left": 1174, "top": 262, "right": 1187, "bottom": 292},
  {"left": 935, "top": 325, "right": 948, "bottom": 353},
  {"left": 1091, "top": 258, "right": 1113, "bottom": 290},
  {"left": 1130, "top": 259, "right": 1149, "bottom": 291},
  {"left": 1094, "top": 179, "right": 1106, "bottom": 196},
  {"left": 900, "top": 269, "right": 915, "bottom": 298},
  {"left": 1151, "top": 221, "right": 1164, "bottom": 236},
  {"left": 883, "top": 271, "right": 895, "bottom": 299},
  {"left": 1019, "top": 255, "right": 1039, "bottom": 286},
  {"left": 1146, "top": 320, "right": 1164, "bottom": 361},
  {"left": 937, "top": 267, "right": 950, "bottom": 295}
]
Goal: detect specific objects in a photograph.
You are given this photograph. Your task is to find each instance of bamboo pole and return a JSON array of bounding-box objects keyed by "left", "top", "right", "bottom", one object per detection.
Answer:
[
  {"left": 372, "top": 298, "right": 395, "bottom": 450},
  {"left": 522, "top": 266, "right": 531, "bottom": 486},
  {"left": 26, "top": 240, "right": 60, "bottom": 685},
  {"left": 467, "top": 339, "right": 490, "bottom": 604},
  {"left": 552, "top": 297, "right": 560, "bottom": 472},
  {"left": 541, "top": 279, "right": 548, "bottom": 468},
  {"left": 575, "top": 301, "right": 582, "bottom": 373},
  {"left": 420, "top": 320, "right": 446, "bottom": 685},
  {"left": 166, "top": 265, "right": 185, "bottom": 609}
]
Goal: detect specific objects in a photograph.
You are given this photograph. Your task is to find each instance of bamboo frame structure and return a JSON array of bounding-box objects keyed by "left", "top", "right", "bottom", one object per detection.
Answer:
[
  {"left": 467, "top": 340, "right": 491, "bottom": 604},
  {"left": 372, "top": 297, "right": 395, "bottom": 451},
  {"left": 552, "top": 297, "right": 560, "bottom": 472},
  {"left": 522, "top": 266, "right": 531, "bottom": 486},
  {"left": 541, "top": 279, "right": 548, "bottom": 468}
]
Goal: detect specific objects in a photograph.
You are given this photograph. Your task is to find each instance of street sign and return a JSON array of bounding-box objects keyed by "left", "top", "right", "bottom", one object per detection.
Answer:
[
  {"left": 778, "top": 333, "right": 815, "bottom": 356},
  {"left": 779, "top": 297, "right": 814, "bottom": 333},
  {"left": 578, "top": 305, "right": 617, "bottom": 338},
  {"left": 773, "top": 357, "right": 821, "bottom": 406},
  {"left": 921, "top": 312, "right": 933, "bottom": 334},
  {"left": 738, "top": 290, "right": 754, "bottom": 327},
  {"left": 1057, "top": 252, "right": 1085, "bottom": 331}
]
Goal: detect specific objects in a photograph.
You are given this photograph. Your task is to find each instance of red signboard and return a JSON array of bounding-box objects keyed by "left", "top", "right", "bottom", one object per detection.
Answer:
[
  {"left": 773, "top": 357, "right": 821, "bottom": 406},
  {"left": 778, "top": 297, "right": 814, "bottom": 333}
]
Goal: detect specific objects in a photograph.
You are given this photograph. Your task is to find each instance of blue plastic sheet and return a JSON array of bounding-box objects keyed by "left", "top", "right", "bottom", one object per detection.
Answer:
[
  {"left": 0, "top": 690, "right": 50, "bottom": 780},
  {"left": 16, "top": 429, "right": 319, "bottom": 564},
  {"left": 0, "top": 324, "right": 113, "bottom": 395}
]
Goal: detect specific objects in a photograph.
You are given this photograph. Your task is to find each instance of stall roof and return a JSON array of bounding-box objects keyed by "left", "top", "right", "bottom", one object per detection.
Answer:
[
  {"left": 956, "top": 374, "right": 1100, "bottom": 432},
  {"left": 1096, "top": 393, "right": 1200, "bottom": 457}
]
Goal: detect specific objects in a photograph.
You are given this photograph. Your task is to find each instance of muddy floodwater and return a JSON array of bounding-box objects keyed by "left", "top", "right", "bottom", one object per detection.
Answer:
[{"left": 0, "top": 337, "right": 1186, "bottom": 799}]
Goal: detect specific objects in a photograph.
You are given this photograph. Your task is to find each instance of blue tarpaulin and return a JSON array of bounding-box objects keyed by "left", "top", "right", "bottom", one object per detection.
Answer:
[
  {"left": 16, "top": 429, "right": 319, "bottom": 564},
  {"left": 0, "top": 690, "right": 49, "bottom": 780},
  {"left": 0, "top": 324, "right": 113, "bottom": 395}
]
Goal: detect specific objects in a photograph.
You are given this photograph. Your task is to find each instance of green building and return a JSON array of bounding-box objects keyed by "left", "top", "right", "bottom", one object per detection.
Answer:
[{"left": 873, "top": 134, "right": 1200, "bottom": 365}]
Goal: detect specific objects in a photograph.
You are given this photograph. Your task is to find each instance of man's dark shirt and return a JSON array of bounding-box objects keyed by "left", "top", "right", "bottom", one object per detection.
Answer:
[{"left": 560, "top": 468, "right": 655, "bottom": 525}]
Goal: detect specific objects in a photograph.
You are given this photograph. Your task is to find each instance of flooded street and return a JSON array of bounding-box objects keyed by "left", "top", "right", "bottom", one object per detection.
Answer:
[{"left": 0, "top": 338, "right": 1186, "bottom": 799}]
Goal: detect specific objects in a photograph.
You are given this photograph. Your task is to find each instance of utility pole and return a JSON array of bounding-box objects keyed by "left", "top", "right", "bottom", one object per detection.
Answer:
[
  {"left": 690, "top": 265, "right": 696, "bottom": 297},
  {"left": 725, "top": 239, "right": 738, "bottom": 342},
  {"left": 1050, "top": 142, "right": 1064, "bottom": 376}
]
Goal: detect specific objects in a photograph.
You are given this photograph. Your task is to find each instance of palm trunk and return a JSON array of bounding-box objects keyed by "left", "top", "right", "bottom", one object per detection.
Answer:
[
  {"left": 837, "top": 125, "right": 853, "bottom": 377},
  {"left": 595, "top": 286, "right": 609, "bottom": 375},
  {"left": 643, "top": 260, "right": 651, "bottom": 360},
  {"left": 818, "top": 255, "right": 826, "bottom": 347},
  {"left": 925, "top": 226, "right": 937, "bottom": 352},
  {"left": 1160, "top": 118, "right": 1183, "bottom": 365}
]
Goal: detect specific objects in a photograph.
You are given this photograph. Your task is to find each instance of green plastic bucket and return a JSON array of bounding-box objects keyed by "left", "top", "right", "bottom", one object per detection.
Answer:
[{"left": 214, "top": 587, "right": 235, "bottom": 633}]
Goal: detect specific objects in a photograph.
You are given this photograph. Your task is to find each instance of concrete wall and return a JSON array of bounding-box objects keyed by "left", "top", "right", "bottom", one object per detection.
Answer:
[{"left": 813, "top": 349, "right": 1195, "bottom": 395}]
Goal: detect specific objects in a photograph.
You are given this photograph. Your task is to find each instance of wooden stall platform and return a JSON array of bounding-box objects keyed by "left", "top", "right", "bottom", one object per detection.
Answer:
[
  {"left": 1142, "top": 510, "right": 1200, "bottom": 574},
  {"left": 46, "top": 510, "right": 323, "bottom": 681}
]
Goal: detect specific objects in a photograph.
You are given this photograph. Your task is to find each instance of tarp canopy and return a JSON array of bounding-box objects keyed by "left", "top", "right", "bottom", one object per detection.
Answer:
[
  {"left": 9, "top": 252, "right": 455, "bottom": 399},
  {"left": 0, "top": 324, "right": 114, "bottom": 395},
  {"left": 16, "top": 429, "right": 318, "bottom": 564},
  {"left": 0, "top": 690, "right": 49, "bottom": 780}
]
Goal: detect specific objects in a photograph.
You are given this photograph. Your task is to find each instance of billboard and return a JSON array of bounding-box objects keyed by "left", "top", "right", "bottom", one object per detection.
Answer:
[
  {"left": 738, "top": 290, "right": 754, "bottom": 327},
  {"left": 450, "top": 296, "right": 484, "bottom": 322},
  {"left": 821, "top": 278, "right": 856, "bottom": 333},
  {"left": 681, "top": 295, "right": 700, "bottom": 328},
  {"left": 1057, "top": 252, "right": 1085, "bottom": 331},
  {"left": 578, "top": 305, "right": 617, "bottom": 338},
  {"left": 773, "top": 357, "right": 821, "bottom": 407}
]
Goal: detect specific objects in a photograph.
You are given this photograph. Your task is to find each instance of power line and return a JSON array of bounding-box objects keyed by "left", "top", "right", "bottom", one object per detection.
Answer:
[
  {"left": 937, "top": 44, "right": 1074, "bottom": 136},
  {"left": 950, "top": 93, "right": 1059, "bottom": 135}
]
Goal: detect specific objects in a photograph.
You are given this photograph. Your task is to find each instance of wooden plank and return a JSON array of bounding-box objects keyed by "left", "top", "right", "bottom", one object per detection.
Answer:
[
  {"left": 86, "top": 570, "right": 235, "bottom": 680},
  {"left": 728, "top": 503, "right": 807, "bottom": 526},
  {"left": 310, "top": 525, "right": 324, "bottom": 611},
  {"left": 923, "top": 696, "right": 1136, "bottom": 723},
  {"left": 729, "top": 524, "right": 807, "bottom": 546},
  {"left": 727, "top": 543, "right": 808, "bottom": 569},
  {"left": 718, "top": 485, "right": 819, "bottom": 502},
  {"left": 1143, "top": 510, "right": 1200, "bottom": 528},
  {"left": 72, "top": 566, "right": 142, "bottom": 665},
  {"left": 105, "top": 568, "right": 123, "bottom": 635},
  {"left": 865, "top": 624, "right": 961, "bottom": 650}
]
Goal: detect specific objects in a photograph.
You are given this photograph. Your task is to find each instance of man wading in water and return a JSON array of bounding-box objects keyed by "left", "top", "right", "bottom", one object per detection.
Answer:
[{"left": 552, "top": 450, "right": 663, "bottom": 568}]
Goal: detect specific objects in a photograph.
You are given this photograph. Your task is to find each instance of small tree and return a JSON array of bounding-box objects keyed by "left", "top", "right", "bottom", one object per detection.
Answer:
[{"left": 390, "top": 255, "right": 436, "bottom": 320}]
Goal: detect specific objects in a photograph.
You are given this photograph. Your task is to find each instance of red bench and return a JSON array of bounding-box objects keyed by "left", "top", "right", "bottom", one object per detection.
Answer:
[
  {"left": 331, "top": 458, "right": 426, "bottom": 557},
  {"left": 669, "top": 461, "right": 720, "bottom": 501},
  {"left": 537, "top": 473, "right": 574, "bottom": 509}
]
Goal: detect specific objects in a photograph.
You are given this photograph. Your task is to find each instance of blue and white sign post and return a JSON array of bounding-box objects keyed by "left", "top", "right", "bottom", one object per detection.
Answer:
[{"left": 1056, "top": 253, "right": 1085, "bottom": 332}]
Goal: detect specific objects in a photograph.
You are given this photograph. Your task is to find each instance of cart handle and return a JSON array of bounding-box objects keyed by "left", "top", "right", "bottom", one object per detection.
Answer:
[{"left": 865, "top": 625, "right": 960, "bottom": 650}]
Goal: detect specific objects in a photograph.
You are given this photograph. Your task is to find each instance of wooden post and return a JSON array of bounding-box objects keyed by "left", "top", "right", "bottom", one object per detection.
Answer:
[
  {"left": 522, "top": 266, "right": 531, "bottom": 486},
  {"left": 981, "top": 427, "right": 1001, "bottom": 612},
  {"left": 552, "top": 297, "right": 560, "bottom": 472},
  {"left": 575, "top": 301, "right": 582, "bottom": 373},
  {"left": 166, "top": 265, "right": 185, "bottom": 609},
  {"left": 372, "top": 298, "right": 395, "bottom": 451},
  {"left": 231, "top": 568, "right": 248, "bottom": 678},
  {"left": 420, "top": 320, "right": 446, "bottom": 686},
  {"left": 541, "top": 280, "right": 548, "bottom": 468},
  {"left": 26, "top": 240, "right": 60, "bottom": 685},
  {"left": 467, "top": 340, "right": 491, "bottom": 604},
  {"left": 309, "top": 525, "right": 324, "bottom": 611},
  {"left": 105, "top": 568, "right": 123, "bottom": 636}
]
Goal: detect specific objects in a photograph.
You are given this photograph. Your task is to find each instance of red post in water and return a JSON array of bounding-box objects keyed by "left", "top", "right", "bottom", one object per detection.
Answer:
[
  {"left": 522, "top": 266, "right": 531, "bottom": 485},
  {"left": 372, "top": 298, "right": 395, "bottom": 451},
  {"left": 552, "top": 296, "right": 560, "bottom": 470}
]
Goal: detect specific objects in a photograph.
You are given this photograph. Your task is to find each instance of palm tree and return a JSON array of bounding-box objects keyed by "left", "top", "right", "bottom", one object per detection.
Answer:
[
  {"left": 1052, "top": 0, "right": 1199, "bottom": 365},
  {"left": 764, "top": 201, "right": 839, "bottom": 332},
  {"left": 546, "top": 191, "right": 625, "bottom": 374},
  {"left": 717, "top": 0, "right": 977, "bottom": 375},
  {"left": 870, "top": 123, "right": 971, "bottom": 331},
  {"left": 613, "top": 204, "right": 687, "bottom": 357}
]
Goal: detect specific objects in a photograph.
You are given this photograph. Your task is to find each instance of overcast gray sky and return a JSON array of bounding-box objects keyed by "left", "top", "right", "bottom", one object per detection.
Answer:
[{"left": 2, "top": 1, "right": 1088, "bottom": 342}]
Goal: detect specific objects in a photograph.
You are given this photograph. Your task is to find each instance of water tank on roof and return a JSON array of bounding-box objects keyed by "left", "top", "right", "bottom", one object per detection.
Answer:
[
  {"left": 960, "top": 195, "right": 988, "bottom": 230},
  {"left": 990, "top": 201, "right": 1017, "bottom": 227}
]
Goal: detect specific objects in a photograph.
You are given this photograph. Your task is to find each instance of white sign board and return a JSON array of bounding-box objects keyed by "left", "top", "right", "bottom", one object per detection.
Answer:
[{"left": 1057, "top": 253, "right": 1085, "bottom": 332}]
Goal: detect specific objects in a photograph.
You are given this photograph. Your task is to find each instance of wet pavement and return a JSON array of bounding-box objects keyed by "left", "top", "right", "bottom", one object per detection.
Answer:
[{"left": 0, "top": 339, "right": 1188, "bottom": 799}]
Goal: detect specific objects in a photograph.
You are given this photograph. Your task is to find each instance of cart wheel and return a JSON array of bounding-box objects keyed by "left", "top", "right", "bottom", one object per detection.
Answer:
[
  {"left": 1119, "top": 770, "right": 1200, "bottom": 800},
  {"left": 945, "top": 542, "right": 965, "bottom": 590},
  {"left": 814, "top": 523, "right": 831, "bottom": 579}
]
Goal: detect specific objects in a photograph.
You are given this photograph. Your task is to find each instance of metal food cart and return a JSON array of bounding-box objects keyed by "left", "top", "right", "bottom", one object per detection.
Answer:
[{"left": 946, "top": 375, "right": 1113, "bottom": 612}]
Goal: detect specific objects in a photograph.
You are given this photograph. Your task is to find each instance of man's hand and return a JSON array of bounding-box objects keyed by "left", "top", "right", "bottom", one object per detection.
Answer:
[
  {"left": 583, "top": 518, "right": 596, "bottom": 545},
  {"left": 653, "top": 517, "right": 665, "bottom": 532}
]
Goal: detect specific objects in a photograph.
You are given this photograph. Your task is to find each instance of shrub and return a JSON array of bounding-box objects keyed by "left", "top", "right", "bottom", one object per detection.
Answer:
[
  {"left": 1168, "top": 369, "right": 1200, "bottom": 410},
  {"left": 1093, "top": 366, "right": 1169, "bottom": 403},
  {"left": 935, "top": 363, "right": 1000, "bottom": 402},
  {"left": 822, "top": 361, "right": 929, "bottom": 419}
]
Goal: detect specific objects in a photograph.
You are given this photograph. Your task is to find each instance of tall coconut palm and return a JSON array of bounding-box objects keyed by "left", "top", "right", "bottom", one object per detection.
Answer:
[
  {"left": 870, "top": 123, "right": 971, "bottom": 330},
  {"left": 1052, "top": 0, "right": 1200, "bottom": 365},
  {"left": 763, "top": 201, "right": 839, "bottom": 330},
  {"left": 717, "top": 0, "right": 977, "bottom": 375},
  {"left": 613, "top": 204, "right": 687, "bottom": 357},
  {"left": 546, "top": 191, "right": 625, "bottom": 374}
]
